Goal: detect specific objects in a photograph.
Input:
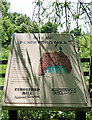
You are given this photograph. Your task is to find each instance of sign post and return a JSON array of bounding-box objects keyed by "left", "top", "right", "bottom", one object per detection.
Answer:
[
  {"left": 9, "top": 110, "right": 17, "bottom": 120},
  {"left": 2, "top": 33, "right": 91, "bottom": 111},
  {"left": 75, "top": 112, "right": 86, "bottom": 120}
]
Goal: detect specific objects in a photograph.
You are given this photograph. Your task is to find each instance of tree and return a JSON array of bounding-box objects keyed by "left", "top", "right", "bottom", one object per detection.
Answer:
[
  {"left": 32, "top": 0, "right": 90, "bottom": 34},
  {"left": 14, "top": 23, "right": 28, "bottom": 33},
  {"left": 0, "top": 0, "right": 10, "bottom": 17},
  {"left": 15, "top": 15, "right": 26, "bottom": 26},
  {"left": 1, "top": 0, "right": 14, "bottom": 47},
  {"left": 41, "top": 22, "right": 58, "bottom": 33},
  {"left": 70, "top": 27, "right": 82, "bottom": 36},
  {"left": 14, "top": 14, "right": 30, "bottom": 33},
  {"left": 1, "top": 0, "right": 31, "bottom": 47},
  {"left": 2, "top": 16, "right": 14, "bottom": 47},
  {"left": 28, "top": 21, "right": 39, "bottom": 33}
]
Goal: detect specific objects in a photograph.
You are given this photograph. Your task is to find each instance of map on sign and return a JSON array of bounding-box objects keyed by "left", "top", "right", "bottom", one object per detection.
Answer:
[
  {"left": 38, "top": 49, "right": 72, "bottom": 75},
  {"left": 2, "top": 33, "right": 91, "bottom": 111}
]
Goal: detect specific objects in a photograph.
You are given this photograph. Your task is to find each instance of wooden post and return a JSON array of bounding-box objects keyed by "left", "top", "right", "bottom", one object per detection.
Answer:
[
  {"left": 9, "top": 110, "right": 17, "bottom": 120},
  {"left": 75, "top": 112, "right": 86, "bottom": 120}
]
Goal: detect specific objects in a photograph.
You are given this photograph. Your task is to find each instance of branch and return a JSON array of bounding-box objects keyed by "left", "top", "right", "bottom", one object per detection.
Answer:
[{"left": 79, "top": 1, "right": 92, "bottom": 25}]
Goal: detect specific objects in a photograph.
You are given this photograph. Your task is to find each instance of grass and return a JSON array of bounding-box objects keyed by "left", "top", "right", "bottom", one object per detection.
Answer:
[{"left": 0, "top": 47, "right": 9, "bottom": 60}]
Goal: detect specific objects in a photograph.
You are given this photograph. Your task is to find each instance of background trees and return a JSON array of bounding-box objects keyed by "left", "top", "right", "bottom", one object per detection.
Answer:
[
  {"left": 41, "top": 21, "right": 58, "bottom": 33},
  {"left": 1, "top": 0, "right": 91, "bottom": 49},
  {"left": 1, "top": 0, "right": 58, "bottom": 47},
  {"left": 2, "top": 16, "right": 14, "bottom": 46}
]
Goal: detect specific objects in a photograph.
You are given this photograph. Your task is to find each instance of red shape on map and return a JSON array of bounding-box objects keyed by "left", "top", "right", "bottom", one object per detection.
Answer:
[{"left": 38, "top": 51, "right": 72, "bottom": 76}]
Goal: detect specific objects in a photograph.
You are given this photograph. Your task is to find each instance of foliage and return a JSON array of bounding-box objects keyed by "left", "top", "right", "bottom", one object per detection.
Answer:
[
  {"left": 0, "top": 47, "right": 9, "bottom": 60},
  {"left": 70, "top": 27, "right": 82, "bottom": 36},
  {"left": 14, "top": 23, "right": 28, "bottom": 33},
  {"left": 1, "top": 1, "right": 31, "bottom": 47},
  {"left": 75, "top": 34, "right": 90, "bottom": 58},
  {"left": 1, "top": 0, "right": 58, "bottom": 47},
  {"left": 0, "top": 0, "right": 10, "bottom": 17},
  {"left": 17, "top": 111, "right": 75, "bottom": 120},
  {"left": 15, "top": 15, "right": 30, "bottom": 26},
  {"left": 1, "top": 109, "right": 92, "bottom": 120},
  {"left": 32, "top": 0, "right": 90, "bottom": 34},
  {"left": 75, "top": 35, "right": 90, "bottom": 87},
  {"left": 41, "top": 22, "right": 58, "bottom": 33},
  {"left": 28, "top": 21, "right": 39, "bottom": 33},
  {"left": 15, "top": 15, "right": 26, "bottom": 26},
  {"left": 2, "top": 16, "right": 14, "bottom": 47}
]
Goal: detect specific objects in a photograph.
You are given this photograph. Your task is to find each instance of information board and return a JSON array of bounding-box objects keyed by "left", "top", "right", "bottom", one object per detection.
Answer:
[{"left": 2, "top": 33, "right": 91, "bottom": 111}]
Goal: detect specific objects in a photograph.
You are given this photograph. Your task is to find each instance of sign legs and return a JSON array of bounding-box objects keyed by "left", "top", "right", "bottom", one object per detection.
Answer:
[
  {"left": 9, "top": 110, "right": 17, "bottom": 120},
  {"left": 75, "top": 112, "right": 86, "bottom": 120}
]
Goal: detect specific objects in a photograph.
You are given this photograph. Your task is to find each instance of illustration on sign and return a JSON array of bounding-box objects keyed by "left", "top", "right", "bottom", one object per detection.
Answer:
[{"left": 38, "top": 47, "right": 72, "bottom": 76}]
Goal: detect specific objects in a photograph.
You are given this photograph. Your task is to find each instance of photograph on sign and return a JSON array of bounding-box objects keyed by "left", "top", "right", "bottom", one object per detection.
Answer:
[{"left": 2, "top": 33, "right": 91, "bottom": 110}]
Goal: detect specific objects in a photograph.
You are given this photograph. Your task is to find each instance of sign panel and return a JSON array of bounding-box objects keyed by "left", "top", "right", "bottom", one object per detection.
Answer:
[{"left": 2, "top": 33, "right": 91, "bottom": 111}]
